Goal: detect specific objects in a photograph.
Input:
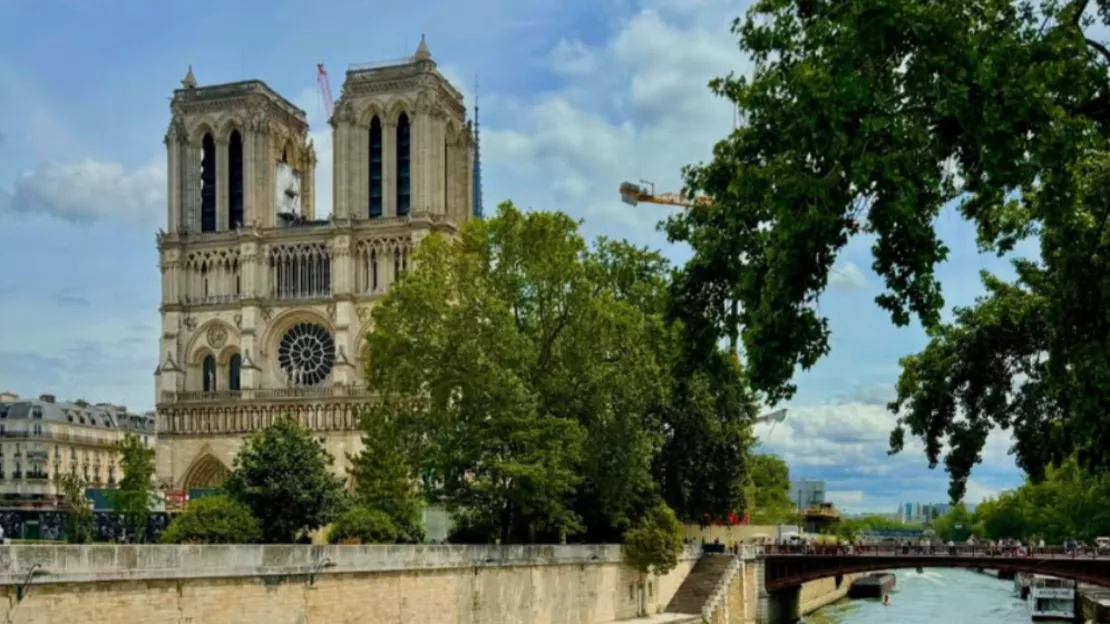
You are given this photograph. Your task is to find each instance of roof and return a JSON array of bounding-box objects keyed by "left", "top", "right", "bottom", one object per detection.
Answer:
[
  {"left": 0, "top": 395, "right": 156, "bottom": 435},
  {"left": 173, "top": 79, "right": 307, "bottom": 124}
]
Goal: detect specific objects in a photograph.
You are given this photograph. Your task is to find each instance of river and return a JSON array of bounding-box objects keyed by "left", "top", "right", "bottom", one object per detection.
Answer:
[{"left": 805, "top": 568, "right": 1032, "bottom": 623}]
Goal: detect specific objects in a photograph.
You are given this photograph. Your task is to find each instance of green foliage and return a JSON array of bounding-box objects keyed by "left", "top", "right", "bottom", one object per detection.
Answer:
[
  {"left": 347, "top": 406, "right": 425, "bottom": 543},
  {"left": 969, "top": 457, "right": 1110, "bottom": 544},
  {"left": 160, "top": 495, "right": 262, "bottom": 544},
  {"left": 669, "top": 0, "right": 1110, "bottom": 497},
  {"left": 360, "top": 202, "right": 755, "bottom": 543},
  {"left": 931, "top": 504, "right": 978, "bottom": 543},
  {"left": 623, "top": 502, "right": 685, "bottom": 576},
  {"left": 744, "top": 454, "right": 797, "bottom": 525},
  {"left": 107, "top": 434, "right": 157, "bottom": 542},
  {"left": 223, "top": 417, "right": 346, "bottom": 543},
  {"left": 327, "top": 507, "right": 399, "bottom": 544},
  {"left": 58, "top": 473, "right": 93, "bottom": 544}
]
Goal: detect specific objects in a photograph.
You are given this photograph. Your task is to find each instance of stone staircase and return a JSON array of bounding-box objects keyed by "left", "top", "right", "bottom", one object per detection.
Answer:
[{"left": 665, "top": 553, "right": 736, "bottom": 615}]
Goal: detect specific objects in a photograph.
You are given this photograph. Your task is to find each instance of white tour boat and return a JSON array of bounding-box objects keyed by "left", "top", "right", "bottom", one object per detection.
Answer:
[{"left": 1026, "top": 574, "right": 1076, "bottom": 622}]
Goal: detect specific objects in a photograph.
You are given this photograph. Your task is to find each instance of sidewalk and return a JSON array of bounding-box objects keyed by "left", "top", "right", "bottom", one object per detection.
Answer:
[{"left": 603, "top": 614, "right": 702, "bottom": 624}]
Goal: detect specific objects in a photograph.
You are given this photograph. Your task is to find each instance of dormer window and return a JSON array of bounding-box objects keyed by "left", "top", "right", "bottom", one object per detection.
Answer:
[{"left": 31, "top": 407, "right": 42, "bottom": 419}]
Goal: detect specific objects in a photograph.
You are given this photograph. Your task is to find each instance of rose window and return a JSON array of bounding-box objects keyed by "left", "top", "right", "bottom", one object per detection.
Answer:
[{"left": 277, "top": 322, "right": 335, "bottom": 386}]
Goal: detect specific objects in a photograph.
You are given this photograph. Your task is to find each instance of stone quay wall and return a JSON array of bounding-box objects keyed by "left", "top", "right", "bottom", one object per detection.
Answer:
[
  {"left": 702, "top": 554, "right": 858, "bottom": 624},
  {"left": 0, "top": 543, "right": 699, "bottom": 624}
]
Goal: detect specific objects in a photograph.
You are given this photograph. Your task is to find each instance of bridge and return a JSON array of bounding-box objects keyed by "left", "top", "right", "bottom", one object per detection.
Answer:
[{"left": 763, "top": 544, "right": 1110, "bottom": 591}]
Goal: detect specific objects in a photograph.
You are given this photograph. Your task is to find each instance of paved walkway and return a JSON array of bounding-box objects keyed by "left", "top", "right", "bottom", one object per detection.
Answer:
[{"left": 604, "top": 613, "right": 701, "bottom": 624}]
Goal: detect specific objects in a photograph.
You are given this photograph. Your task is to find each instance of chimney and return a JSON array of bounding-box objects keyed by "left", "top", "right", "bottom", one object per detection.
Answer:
[
  {"left": 75, "top": 399, "right": 89, "bottom": 408},
  {"left": 39, "top": 394, "right": 55, "bottom": 404}
]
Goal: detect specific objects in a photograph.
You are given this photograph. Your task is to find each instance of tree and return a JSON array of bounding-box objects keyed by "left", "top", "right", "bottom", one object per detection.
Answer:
[
  {"left": 160, "top": 495, "right": 262, "bottom": 544},
  {"left": 347, "top": 404, "right": 425, "bottom": 543},
  {"left": 968, "top": 456, "right": 1110, "bottom": 544},
  {"left": 223, "top": 417, "right": 346, "bottom": 543},
  {"left": 58, "top": 473, "right": 93, "bottom": 544},
  {"left": 623, "top": 502, "right": 685, "bottom": 576},
  {"left": 744, "top": 454, "right": 797, "bottom": 525},
  {"left": 670, "top": 0, "right": 1110, "bottom": 498},
  {"left": 362, "top": 202, "right": 749, "bottom": 543},
  {"left": 931, "top": 504, "right": 977, "bottom": 543},
  {"left": 327, "top": 507, "right": 398, "bottom": 545},
  {"left": 107, "top": 433, "right": 157, "bottom": 542}
]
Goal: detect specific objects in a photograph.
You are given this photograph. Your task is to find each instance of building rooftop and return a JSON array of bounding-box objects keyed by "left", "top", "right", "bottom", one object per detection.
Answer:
[
  {"left": 0, "top": 394, "right": 155, "bottom": 435},
  {"left": 173, "top": 72, "right": 307, "bottom": 126}
]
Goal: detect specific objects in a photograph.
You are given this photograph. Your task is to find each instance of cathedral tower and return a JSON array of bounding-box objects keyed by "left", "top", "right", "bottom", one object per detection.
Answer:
[{"left": 155, "top": 40, "right": 473, "bottom": 495}]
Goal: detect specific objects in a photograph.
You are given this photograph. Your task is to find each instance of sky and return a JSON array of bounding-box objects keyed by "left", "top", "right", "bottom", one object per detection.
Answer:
[{"left": 0, "top": 0, "right": 1037, "bottom": 513}]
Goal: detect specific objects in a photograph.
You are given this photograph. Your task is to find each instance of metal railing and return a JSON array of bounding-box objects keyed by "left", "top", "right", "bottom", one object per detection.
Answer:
[
  {"left": 763, "top": 543, "right": 1110, "bottom": 559},
  {"left": 159, "top": 385, "right": 376, "bottom": 404},
  {"left": 0, "top": 430, "right": 116, "bottom": 446}
]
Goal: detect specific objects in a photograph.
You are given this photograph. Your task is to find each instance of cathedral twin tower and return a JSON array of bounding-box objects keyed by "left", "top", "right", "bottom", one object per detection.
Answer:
[{"left": 154, "top": 38, "right": 477, "bottom": 494}]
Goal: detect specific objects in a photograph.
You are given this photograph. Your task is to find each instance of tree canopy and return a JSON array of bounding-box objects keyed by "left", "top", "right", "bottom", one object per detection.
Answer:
[
  {"left": 672, "top": 0, "right": 1110, "bottom": 499},
  {"left": 160, "top": 495, "right": 262, "bottom": 544},
  {"left": 744, "top": 453, "right": 798, "bottom": 524},
  {"left": 359, "top": 201, "right": 756, "bottom": 544},
  {"left": 108, "top": 433, "right": 157, "bottom": 542},
  {"left": 223, "top": 417, "right": 346, "bottom": 543},
  {"left": 965, "top": 457, "right": 1110, "bottom": 544}
]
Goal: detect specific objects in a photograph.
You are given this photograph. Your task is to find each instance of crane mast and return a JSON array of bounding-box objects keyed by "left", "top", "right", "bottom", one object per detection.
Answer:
[{"left": 316, "top": 63, "right": 335, "bottom": 120}]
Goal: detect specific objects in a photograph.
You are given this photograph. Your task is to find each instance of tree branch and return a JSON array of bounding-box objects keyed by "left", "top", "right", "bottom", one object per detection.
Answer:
[{"left": 1086, "top": 38, "right": 1110, "bottom": 65}]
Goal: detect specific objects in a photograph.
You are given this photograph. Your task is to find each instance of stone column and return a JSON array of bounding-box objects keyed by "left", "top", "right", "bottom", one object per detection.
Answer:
[
  {"left": 412, "top": 112, "right": 431, "bottom": 214},
  {"left": 352, "top": 124, "right": 368, "bottom": 219},
  {"left": 303, "top": 146, "right": 317, "bottom": 219},
  {"left": 258, "top": 133, "right": 274, "bottom": 228},
  {"left": 430, "top": 117, "right": 446, "bottom": 215},
  {"left": 332, "top": 120, "right": 347, "bottom": 219},
  {"left": 243, "top": 128, "right": 256, "bottom": 225},
  {"left": 384, "top": 121, "right": 397, "bottom": 217},
  {"left": 165, "top": 133, "right": 181, "bottom": 233},
  {"left": 216, "top": 137, "right": 229, "bottom": 231},
  {"left": 185, "top": 142, "right": 201, "bottom": 232}
]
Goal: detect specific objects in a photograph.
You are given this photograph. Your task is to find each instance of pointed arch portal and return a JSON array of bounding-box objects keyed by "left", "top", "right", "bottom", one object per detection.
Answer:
[{"left": 181, "top": 453, "right": 230, "bottom": 491}]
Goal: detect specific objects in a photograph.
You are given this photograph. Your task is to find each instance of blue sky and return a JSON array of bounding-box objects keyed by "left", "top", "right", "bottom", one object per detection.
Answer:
[{"left": 0, "top": 0, "right": 1033, "bottom": 512}]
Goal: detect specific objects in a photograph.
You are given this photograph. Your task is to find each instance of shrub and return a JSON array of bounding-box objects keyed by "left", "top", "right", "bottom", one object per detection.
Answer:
[
  {"left": 623, "top": 502, "right": 684, "bottom": 575},
  {"left": 327, "top": 507, "right": 398, "bottom": 545},
  {"left": 161, "top": 495, "right": 262, "bottom": 544}
]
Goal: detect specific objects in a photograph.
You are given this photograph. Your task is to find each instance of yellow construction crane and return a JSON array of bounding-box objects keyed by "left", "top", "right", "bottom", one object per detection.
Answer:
[
  {"left": 618, "top": 179, "right": 739, "bottom": 363},
  {"left": 619, "top": 180, "right": 712, "bottom": 208}
]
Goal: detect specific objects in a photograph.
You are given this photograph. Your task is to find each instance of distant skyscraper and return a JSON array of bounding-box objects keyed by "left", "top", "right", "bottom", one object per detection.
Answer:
[{"left": 791, "top": 479, "right": 826, "bottom": 509}]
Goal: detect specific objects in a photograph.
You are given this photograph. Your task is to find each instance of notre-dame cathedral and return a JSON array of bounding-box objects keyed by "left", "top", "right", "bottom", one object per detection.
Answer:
[{"left": 154, "top": 37, "right": 480, "bottom": 492}]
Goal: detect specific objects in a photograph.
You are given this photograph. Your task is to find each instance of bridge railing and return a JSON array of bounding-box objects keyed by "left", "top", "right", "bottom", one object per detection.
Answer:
[{"left": 763, "top": 543, "right": 1105, "bottom": 559}]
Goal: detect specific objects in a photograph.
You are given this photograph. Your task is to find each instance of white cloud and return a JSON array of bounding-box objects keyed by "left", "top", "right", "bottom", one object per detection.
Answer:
[
  {"left": 755, "top": 400, "right": 1022, "bottom": 512},
  {"left": 827, "top": 490, "right": 865, "bottom": 506},
  {"left": 8, "top": 158, "right": 165, "bottom": 227},
  {"left": 551, "top": 39, "right": 598, "bottom": 76},
  {"left": 482, "top": 5, "right": 749, "bottom": 237},
  {"left": 829, "top": 261, "right": 868, "bottom": 291}
]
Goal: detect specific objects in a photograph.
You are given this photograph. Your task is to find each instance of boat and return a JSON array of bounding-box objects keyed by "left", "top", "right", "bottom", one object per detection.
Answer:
[{"left": 1026, "top": 574, "right": 1076, "bottom": 621}]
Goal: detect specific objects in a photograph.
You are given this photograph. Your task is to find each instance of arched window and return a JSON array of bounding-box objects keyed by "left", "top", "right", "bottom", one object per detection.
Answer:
[
  {"left": 228, "top": 354, "right": 242, "bottom": 391},
  {"left": 396, "top": 113, "right": 411, "bottom": 216},
  {"left": 228, "top": 130, "right": 244, "bottom": 229},
  {"left": 369, "top": 116, "right": 383, "bottom": 218},
  {"left": 200, "top": 134, "right": 216, "bottom": 232},
  {"left": 202, "top": 355, "right": 216, "bottom": 393}
]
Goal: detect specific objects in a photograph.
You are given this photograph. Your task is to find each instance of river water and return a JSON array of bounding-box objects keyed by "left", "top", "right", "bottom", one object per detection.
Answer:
[{"left": 805, "top": 568, "right": 1032, "bottom": 623}]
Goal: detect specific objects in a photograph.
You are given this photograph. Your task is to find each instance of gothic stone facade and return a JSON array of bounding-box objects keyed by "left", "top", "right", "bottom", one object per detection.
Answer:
[{"left": 155, "top": 38, "right": 475, "bottom": 491}]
